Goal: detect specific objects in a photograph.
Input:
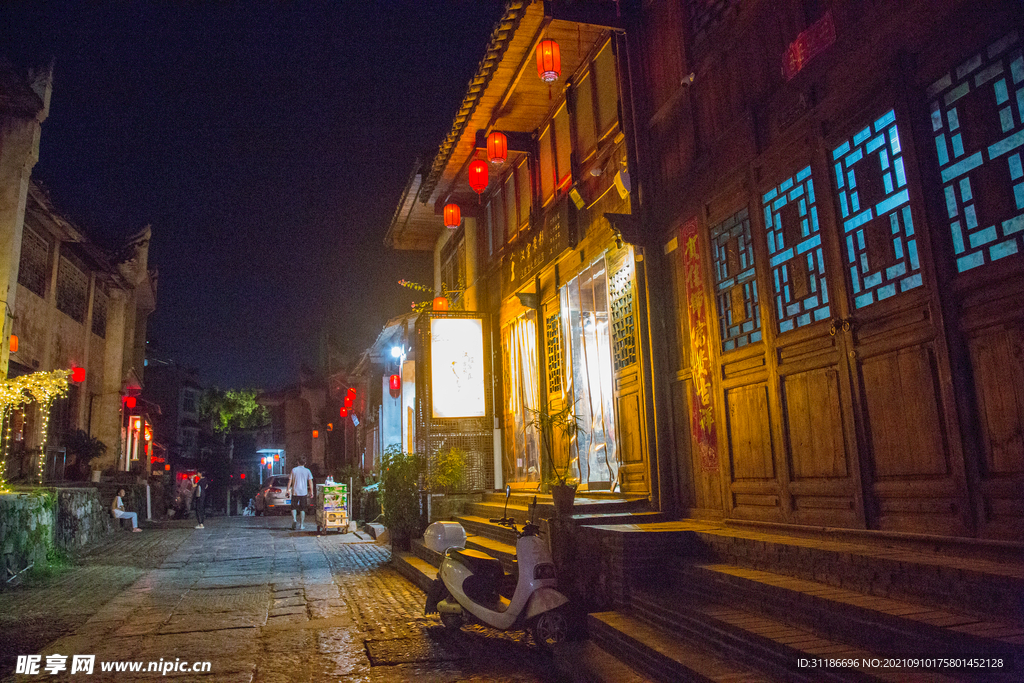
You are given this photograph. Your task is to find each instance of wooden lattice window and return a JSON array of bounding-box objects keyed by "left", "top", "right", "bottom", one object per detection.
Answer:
[
  {"left": 711, "top": 208, "right": 762, "bottom": 351},
  {"left": 609, "top": 263, "right": 637, "bottom": 371},
  {"left": 546, "top": 313, "right": 562, "bottom": 392},
  {"left": 18, "top": 228, "right": 49, "bottom": 298},
  {"left": 56, "top": 256, "right": 88, "bottom": 323},
  {"left": 928, "top": 32, "right": 1024, "bottom": 273}
]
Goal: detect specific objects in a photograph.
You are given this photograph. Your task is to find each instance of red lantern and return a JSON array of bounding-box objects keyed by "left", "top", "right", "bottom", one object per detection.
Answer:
[
  {"left": 9, "top": 334, "right": 17, "bottom": 353},
  {"left": 344, "top": 394, "right": 354, "bottom": 408},
  {"left": 536, "top": 39, "right": 561, "bottom": 82},
  {"left": 274, "top": 454, "right": 280, "bottom": 461},
  {"left": 347, "top": 387, "right": 356, "bottom": 397},
  {"left": 443, "top": 203, "right": 461, "bottom": 229},
  {"left": 340, "top": 407, "right": 348, "bottom": 417},
  {"left": 240, "top": 472, "right": 245, "bottom": 479},
  {"left": 433, "top": 296, "right": 449, "bottom": 311},
  {"left": 71, "top": 366, "right": 85, "bottom": 383},
  {"left": 487, "top": 131, "right": 508, "bottom": 166},
  {"left": 125, "top": 396, "right": 137, "bottom": 409},
  {"left": 389, "top": 374, "right": 401, "bottom": 399},
  {"left": 468, "top": 159, "right": 489, "bottom": 195},
  {"left": 312, "top": 429, "right": 319, "bottom": 439}
]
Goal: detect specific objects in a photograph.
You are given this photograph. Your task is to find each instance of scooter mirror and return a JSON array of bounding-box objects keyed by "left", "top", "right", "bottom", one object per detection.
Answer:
[
  {"left": 531, "top": 495, "right": 537, "bottom": 524},
  {"left": 503, "top": 484, "right": 512, "bottom": 519}
]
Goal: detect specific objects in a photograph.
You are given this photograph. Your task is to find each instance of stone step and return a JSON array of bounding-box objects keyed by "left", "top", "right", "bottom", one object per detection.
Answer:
[
  {"left": 682, "top": 523, "right": 1024, "bottom": 624},
  {"left": 479, "top": 490, "right": 652, "bottom": 516},
  {"left": 412, "top": 532, "right": 518, "bottom": 574},
  {"left": 553, "top": 640, "right": 656, "bottom": 683},
  {"left": 466, "top": 499, "right": 667, "bottom": 527},
  {"left": 670, "top": 562, "right": 1024, "bottom": 665},
  {"left": 587, "top": 610, "right": 781, "bottom": 682},
  {"left": 455, "top": 514, "right": 521, "bottom": 547},
  {"left": 392, "top": 549, "right": 434, "bottom": 594},
  {"left": 626, "top": 588, "right": 967, "bottom": 683}
]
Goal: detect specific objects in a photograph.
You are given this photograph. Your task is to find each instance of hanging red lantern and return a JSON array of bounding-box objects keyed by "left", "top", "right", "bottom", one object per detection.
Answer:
[
  {"left": 340, "top": 406, "right": 348, "bottom": 417},
  {"left": 312, "top": 429, "right": 319, "bottom": 439},
  {"left": 536, "top": 39, "right": 561, "bottom": 82},
  {"left": 9, "top": 334, "right": 17, "bottom": 353},
  {"left": 344, "top": 394, "right": 354, "bottom": 408},
  {"left": 468, "top": 159, "right": 489, "bottom": 195},
  {"left": 347, "top": 387, "right": 356, "bottom": 397},
  {"left": 433, "top": 296, "right": 449, "bottom": 311},
  {"left": 71, "top": 366, "right": 86, "bottom": 383},
  {"left": 274, "top": 453, "right": 280, "bottom": 461},
  {"left": 443, "top": 203, "right": 461, "bottom": 229},
  {"left": 389, "top": 374, "right": 401, "bottom": 399},
  {"left": 125, "top": 396, "right": 137, "bottom": 409},
  {"left": 487, "top": 131, "right": 508, "bottom": 166}
]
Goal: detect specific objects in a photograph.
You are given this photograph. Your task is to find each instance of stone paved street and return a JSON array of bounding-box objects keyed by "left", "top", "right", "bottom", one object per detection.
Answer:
[{"left": 0, "top": 515, "right": 561, "bottom": 682}]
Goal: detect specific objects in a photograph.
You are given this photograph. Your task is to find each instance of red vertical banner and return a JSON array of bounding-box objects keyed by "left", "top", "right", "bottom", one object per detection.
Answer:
[{"left": 679, "top": 218, "right": 719, "bottom": 472}]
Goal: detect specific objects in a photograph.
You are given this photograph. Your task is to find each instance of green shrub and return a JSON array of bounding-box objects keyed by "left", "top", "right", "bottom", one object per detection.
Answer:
[
  {"left": 379, "top": 446, "right": 423, "bottom": 549},
  {"left": 427, "top": 446, "right": 467, "bottom": 494}
]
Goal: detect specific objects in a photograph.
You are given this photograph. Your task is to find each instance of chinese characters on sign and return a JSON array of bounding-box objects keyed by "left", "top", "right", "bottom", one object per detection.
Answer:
[
  {"left": 430, "top": 318, "right": 487, "bottom": 418},
  {"left": 680, "top": 219, "right": 719, "bottom": 472},
  {"left": 782, "top": 10, "right": 836, "bottom": 81}
]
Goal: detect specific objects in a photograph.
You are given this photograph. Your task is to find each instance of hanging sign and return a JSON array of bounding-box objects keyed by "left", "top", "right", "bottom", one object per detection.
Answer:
[
  {"left": 430, "top": 317, "right": 486, "bottom": 418},
  {"left": 680, "top": 218, "right": 718, "bottom": 472},
  {"left": 782, "top": 10, "right": 836, "bottom": 80}
]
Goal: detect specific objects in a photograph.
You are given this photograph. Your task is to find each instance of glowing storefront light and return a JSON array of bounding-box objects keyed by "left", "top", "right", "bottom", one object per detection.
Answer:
[{"left": 430, "top": 317, "right": 486, "bottom": 418}]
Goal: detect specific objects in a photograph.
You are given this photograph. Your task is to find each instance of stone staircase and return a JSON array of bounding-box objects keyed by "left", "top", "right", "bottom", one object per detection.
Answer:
[{"left": 393, "top": 496, "right": 1024, "bottom": 682}]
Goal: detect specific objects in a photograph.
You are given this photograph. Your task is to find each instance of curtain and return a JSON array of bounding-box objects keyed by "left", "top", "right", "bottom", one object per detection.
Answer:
[
  {"left": 502, "top": 311, "right": 540, "bottom": 484},
  {"left": 561, "top": 259, "right": 619, "bottom": 489}
]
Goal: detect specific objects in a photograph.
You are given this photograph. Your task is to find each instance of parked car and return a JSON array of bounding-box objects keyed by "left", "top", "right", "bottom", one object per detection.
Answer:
[{"left": 254, "top": 476, "right": 291, "bottom": 515}]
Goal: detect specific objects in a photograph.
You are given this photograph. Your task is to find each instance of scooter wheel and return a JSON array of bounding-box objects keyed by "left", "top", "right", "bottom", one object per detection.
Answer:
[
  {"left": 531, "top": 609, "right": 569, "bottom": 650},
  {"left": 440, "top": 611, "right": 463, "bottom": 630}
]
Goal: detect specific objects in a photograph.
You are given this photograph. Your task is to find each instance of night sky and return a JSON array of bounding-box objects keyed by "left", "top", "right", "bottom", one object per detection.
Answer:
[{"left": 2, "top": 1, "right": 505, "bottom": 390}]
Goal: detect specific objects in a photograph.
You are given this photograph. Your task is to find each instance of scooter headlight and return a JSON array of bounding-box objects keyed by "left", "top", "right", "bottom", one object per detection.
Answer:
[{"left": 534, "top": 563, "right": 556, "bottom": 580}]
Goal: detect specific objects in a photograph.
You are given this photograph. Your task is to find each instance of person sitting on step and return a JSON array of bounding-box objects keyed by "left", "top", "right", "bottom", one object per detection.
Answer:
[{"left": 112, "top": 488, "right": 142, "bottom": 532}]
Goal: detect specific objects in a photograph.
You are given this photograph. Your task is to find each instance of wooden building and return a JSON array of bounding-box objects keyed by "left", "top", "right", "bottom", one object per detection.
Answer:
[
  {"left": 627, "top": 0, "right": 1024, "bottom": 540},
  {"left": 386, "top": 1, "right": 657, "bottom": 497}
]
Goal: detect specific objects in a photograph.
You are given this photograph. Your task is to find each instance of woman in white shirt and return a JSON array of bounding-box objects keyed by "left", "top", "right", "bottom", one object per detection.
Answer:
[{"left": 112, "top": 488, "right": 142, "bottom": 532}]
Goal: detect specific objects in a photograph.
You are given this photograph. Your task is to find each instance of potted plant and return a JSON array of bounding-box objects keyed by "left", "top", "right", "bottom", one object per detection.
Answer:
[
  {"left": 63, "top": 429, "right": 107, "bottom": 481},
  {"left": 379, "top": 445, "right": 424, "bottom": 550},
  {"left": 527, "top": 402, "right": 586, "bottom": 517}
]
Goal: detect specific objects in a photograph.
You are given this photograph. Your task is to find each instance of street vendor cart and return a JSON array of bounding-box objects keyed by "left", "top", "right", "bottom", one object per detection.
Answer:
[{"left": 315, "top": 481, "right": 349, "bottom": 534}]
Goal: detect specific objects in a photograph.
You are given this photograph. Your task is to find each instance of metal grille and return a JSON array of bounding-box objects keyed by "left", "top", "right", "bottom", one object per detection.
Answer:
[
  {"left": 56, "top": 256, "right": 88, "bottom": 323},
  {"left": 92, "top": 286, "right": 107, "bottom": 338},
  {"left": 18, "top": 228, "right": 49, "bottom": 297},
  {"left": 832, "top": 109, "right": 922, "bottom": 307},
  {"left": 415, "top": 310, "right": 494, "bottom": 491},
  {"left": 762, "top": 165, "right": 832, "bottom": 332},
  {"left": 710, "top": 208, "right": 761, "bottom": 351},
  {"left": 545, "top": 313, "right": 561, "bottom": 391},
  {"left": 927, "top": 32, "right": 1024, "bottom": 273},
  {"left": 609, "top": 261, "right": 637, "bottom": 371}
]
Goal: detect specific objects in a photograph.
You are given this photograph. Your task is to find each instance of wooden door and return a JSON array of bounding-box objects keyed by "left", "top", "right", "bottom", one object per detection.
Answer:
[
  {"left": 824, "top": 104, "right": 971, "bottom": 535},
  {"left": 922, "top": 31, "right": 1024, "bottom": 539}
]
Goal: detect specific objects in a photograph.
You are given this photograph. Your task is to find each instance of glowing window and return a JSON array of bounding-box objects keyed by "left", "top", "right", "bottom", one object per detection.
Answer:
[
  {"left": 762, "top": 166, "right": 831, "bottom": 332},
  {"left": 711, "top": 208, "right": 761, "bottom": 351}
]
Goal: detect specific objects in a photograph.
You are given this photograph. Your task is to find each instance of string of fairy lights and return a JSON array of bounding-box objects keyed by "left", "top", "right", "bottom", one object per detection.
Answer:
[{"left": 0, "top": 369, "right": 70, "bottom": 492}]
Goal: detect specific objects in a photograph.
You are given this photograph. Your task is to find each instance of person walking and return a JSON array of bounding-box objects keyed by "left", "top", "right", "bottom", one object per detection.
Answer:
[
  {"left": 193, "top": 472, "right": 209, "bottom": 529},
  {"left": 112, "top": 488, "right": 143, "bottom": 532},
  {"left": 288, "top": 459, "right": 314, "bottom": 531}
]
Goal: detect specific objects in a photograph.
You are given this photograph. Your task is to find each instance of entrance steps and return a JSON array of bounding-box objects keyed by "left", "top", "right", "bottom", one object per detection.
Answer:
[{"left": 573, "top": 520, "right": 1024, "bottom": 682}]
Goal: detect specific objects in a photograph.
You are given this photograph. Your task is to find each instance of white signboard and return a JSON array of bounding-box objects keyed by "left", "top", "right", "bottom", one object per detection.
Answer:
[{"left": 430, "top": 317, "right": 486, "bottom": 418}]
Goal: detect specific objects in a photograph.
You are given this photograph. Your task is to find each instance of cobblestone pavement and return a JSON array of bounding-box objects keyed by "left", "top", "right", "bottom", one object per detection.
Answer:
[{"left": 0, "top": 515, "right": 562, "bottom": 682}]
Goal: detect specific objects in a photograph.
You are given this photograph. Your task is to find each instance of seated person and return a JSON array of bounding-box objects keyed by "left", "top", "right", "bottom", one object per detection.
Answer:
[{"left": 112, "top": 488, "right": 142, "bottom": 532}]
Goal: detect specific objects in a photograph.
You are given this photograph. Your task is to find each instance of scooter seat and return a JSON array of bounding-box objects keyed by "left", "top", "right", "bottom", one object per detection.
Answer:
[{"left": 450, "top": 548, "right": 504, "bottom": 581}]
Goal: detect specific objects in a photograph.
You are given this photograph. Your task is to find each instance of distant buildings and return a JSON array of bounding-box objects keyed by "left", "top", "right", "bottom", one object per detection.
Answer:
[{"left": 1, "top": 59, "right": 157, "bottom": 480}]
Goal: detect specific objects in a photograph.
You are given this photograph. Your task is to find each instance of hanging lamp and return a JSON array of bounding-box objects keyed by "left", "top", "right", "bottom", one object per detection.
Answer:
[
  {"left": 443, "top": 203, "right": 461, "bottom": 229},
  {"left": 487, "top": 131, "right": 508, "bottom": 166},
  {"left": 536, "top": 39, "right": 561, "bottom": 82}
]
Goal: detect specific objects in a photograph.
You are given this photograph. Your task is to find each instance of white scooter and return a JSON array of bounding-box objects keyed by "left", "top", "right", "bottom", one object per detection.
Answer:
[{"left": 425, "top": 485, "right": 570, "bottom": 649}]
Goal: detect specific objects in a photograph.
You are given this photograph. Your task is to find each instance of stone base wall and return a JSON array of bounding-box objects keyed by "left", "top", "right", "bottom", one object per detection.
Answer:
[
  {"left": 0, "top": 492, "right": 56, "bottom": 576},
  {"left": 55, "top": 487, "right": 115, "bottom": 550}
]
